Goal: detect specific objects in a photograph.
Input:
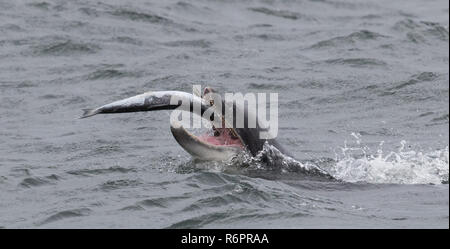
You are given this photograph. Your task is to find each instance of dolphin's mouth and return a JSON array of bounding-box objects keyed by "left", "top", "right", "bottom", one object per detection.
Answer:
[
  {"left": 170, "top": 120, "right": 244, "bottom": 161},
  {"left": 197, "top": 127, "right": 244, "bottom": 148},
  {"left": 196, "top": 86, "right": 244, "bottom": 149}
]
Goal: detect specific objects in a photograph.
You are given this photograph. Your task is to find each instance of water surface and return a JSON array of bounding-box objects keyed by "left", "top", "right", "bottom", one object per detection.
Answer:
[{"left": 0, "top": 0, "right": 448, "bottom": 228}]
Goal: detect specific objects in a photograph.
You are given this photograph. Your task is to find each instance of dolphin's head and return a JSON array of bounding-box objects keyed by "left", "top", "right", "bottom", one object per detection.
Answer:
[{"left": 170, "top": 86, "right": 247, "bottom": 161}]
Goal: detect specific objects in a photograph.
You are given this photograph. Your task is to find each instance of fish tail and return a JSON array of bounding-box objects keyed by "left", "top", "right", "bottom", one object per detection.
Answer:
[{"left": 80, "top": 109, "right": 99, "bottom": 119}]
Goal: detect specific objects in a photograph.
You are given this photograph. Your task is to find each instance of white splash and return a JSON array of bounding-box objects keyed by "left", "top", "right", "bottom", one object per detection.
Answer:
[{"left": 332, "top": 136, "right": 449, "bottom": 184}]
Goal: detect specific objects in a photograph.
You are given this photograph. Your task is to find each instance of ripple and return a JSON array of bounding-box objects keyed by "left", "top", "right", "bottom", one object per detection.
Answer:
[
  {"left": 39, "top": 208, "right": 92, "bottom": 226},
  {"left": 163, "top": 39, "right": 211, "bottom": 48},
  {"left": 310, "top": 30, "right": 388, "bottom": 49},
  {"left": 406, "top": 32, "right": 427, "bottom": 44},
  {"left": 166, "top": 211, "right": 229, "bottom": 228},
  {"left": 138, "top": 196, "right": 189, "bottom": 209},
  {"left": 247, "top": 82, "right": 290, "bottom": 90},
  {"left": 321, "top": 58, "right": 387, "bottom": 67},
  {"left": 99, "top": 179, "right": 141, "bottom": 191},
  {"left": 39, "top": 94, "right": 65, "bottom": 100},
  {"left": 110, "top": 9, "right": 172, "bottom": 24},
  {"left": 67, "top": 166, "right": 135, "bottom": 176},
  {"left": 78, "top": 7, "right": 99, "bottom": 17},
  {"left": 250, "top": 33, "right": 285, "bottom": 41},
  {"left": 195, "top": 194, "right": 246, "bottom": 207},
  {"left": 27, "top": 2, "right": 51, "bottom": 11},
  {"left": 250, "top": 24, "right": 273, "bottom": 28},
  {"left": 186, "top": 172, "right": 234, "bottom": 185},
  {"left": 33, "top": 40, "right": 100, "bottom": 56},
  {"left": 113, "top": 36, "right": 143, "bottom": 46},
  {"left": 393, "top": 19, "right": 422, "bottom": 31},
  {"left": 66, "top": 145, "right": 124, "bottom": 161},
  {"left": 393, "top": 19, "right": 449, "bottom": 43},
  {"left": 431, "top": 114, "right": 449, "bottom": 122},
  {"left": 19, "top": 177, "right": 51, "bottom": 188},
  {"left": 225, "top": 211, "right": 309, "bottom": 224},
  {"left": 85, "top": 69, "right": 143, "bottom": 80},
  {"left": 120, "top": 205, "right": 145, "bottom": 211},
  {"left": 380, "top": 72, "right": 441, "bottom": 97},
  {"left": 19, "top": 174, "right": 60, "bottom": 188},
  {"left": 387, "top": 72, "right": 439, "bottom": 91},
  {"left": 138, "top": 199, "right": 167, "bottom": 208},
  {"left": 248, "top": 7, "right": 311, "bottom": 21},
  {"left": 0, "top": 24, "right": 25, "bottom": 32},
  {"left": 62, "top": 96, "right": 86, "bottom": 105},
  {"left": 421, "top": 21, "right": 449, "bottom": 41}
]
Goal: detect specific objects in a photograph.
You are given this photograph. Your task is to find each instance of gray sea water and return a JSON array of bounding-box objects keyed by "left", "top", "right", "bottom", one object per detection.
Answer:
[{"left": 0, "top": 0, "right": 448, "bottom": 228}]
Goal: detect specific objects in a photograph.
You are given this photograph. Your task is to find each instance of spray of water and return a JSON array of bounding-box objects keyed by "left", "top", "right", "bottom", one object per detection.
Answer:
[{"left": 331, "top": 133, "right": 449, "bottom": 184}]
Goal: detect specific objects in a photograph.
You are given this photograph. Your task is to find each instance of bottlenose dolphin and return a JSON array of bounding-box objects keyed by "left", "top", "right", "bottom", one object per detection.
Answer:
[
  {"left": 80, "top": 87, "right": 336, "bottom": 179},
  {"left": 80, "top": 88, "right": 288, "bottom": 160}
]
